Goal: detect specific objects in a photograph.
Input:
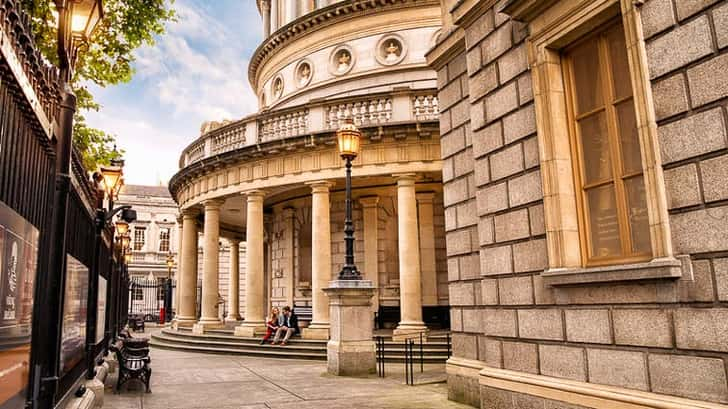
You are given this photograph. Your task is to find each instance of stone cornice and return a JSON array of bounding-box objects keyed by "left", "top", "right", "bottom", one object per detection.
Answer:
[
  {"left": 248, "top": 0, "right": 439, "bottom": 89},
  {"left": 425, "top": 27, "right": 465, "bottom": 70},
  {"left": 500, "top": 0, "right": 561, "bottom": 22}
]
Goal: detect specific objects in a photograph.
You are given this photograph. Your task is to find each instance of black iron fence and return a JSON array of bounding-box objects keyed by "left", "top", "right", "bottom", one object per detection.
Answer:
[{"left": 128, "top": 277, "right": 176, "bottom": 323}]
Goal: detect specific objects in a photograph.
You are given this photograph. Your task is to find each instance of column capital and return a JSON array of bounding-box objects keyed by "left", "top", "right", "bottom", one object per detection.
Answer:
[
  {"left": 260, "top": 0, "right": 270, "bottom": 11},
  {"left": 359, "top": 196, "right": 379, "bottom": 207},
  {"left": 393, "top": 173, "right": 418, "bottom": 185},
  {"left": 416, "top": 192, "right": 435, "bottom": 204},
  {"left": 306, "top": 180, "right": 335, "bottom": 194},
  {"left": 228, "top": 237, "right": 241, "bottom": 246},
  {"left": 202, "top": 198, "right": 225, "bottom": 210},
  {"left": 244, "top": 189, "right": 266, "bottom": 201},
  {"left": 181, "top": 207, "right": 200, "bottom": 219}
]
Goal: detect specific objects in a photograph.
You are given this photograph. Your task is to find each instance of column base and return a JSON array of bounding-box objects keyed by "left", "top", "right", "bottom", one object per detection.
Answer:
[
  {"left": 234, "top": 321, "right": 266, "bottom": 337},
  {"left": 302, "top": 322, "right": 330, "bottom": 340},
  {"left": 225, "top": 314, "right": 242, "bottom": 324},
  {"left": 192, "top": 320, "right": 223, "bottom": 334},
  {"left": 392, "top": 322, "right": 428, "bottom": 342},
  {"left": 172, "top": 316, "right": 196, "bottom": 329}
]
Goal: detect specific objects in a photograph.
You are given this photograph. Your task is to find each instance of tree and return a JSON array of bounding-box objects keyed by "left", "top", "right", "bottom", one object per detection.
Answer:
[{"left": 22, "top": 0, "right": 176, "bottom": 170}]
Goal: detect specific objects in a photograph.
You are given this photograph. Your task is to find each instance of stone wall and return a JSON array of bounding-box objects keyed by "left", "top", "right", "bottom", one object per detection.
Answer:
[{"left": 433, "top": 0, "right": 728, "bottom": 406}]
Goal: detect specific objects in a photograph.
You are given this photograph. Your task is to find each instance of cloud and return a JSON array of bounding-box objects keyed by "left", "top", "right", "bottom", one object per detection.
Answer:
[{"left": 83, "top": 0, "right": 262, "bottom": 185}]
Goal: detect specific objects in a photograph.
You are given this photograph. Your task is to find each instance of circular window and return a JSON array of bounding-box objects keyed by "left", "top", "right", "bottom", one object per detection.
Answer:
[
  {"left": 329, "top": 45, "right": 355, "bottom": 76},
  {"left": 295, "top": 59, "right": 313, "bottom": 88},
  {"left": 375, "top": 34, "right": 407, "bottom": 66},
  {"left": 271, "top": 75, "right": 284, "bottom": 100}
]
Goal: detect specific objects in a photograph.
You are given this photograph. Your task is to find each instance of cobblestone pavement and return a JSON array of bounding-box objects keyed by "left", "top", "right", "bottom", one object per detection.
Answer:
[{"left": 103, "top": 347, "right": 471, "bottom": 409}]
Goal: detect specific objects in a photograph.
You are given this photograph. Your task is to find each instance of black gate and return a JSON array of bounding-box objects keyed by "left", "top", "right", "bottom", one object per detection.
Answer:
[{"left": 128, "top": 277, "right": 168, "bottom": 322}]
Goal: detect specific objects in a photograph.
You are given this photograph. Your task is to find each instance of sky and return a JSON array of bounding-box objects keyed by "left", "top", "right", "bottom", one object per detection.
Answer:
[{"left": 84, "top": 0, "right": 262, "bottom": 186}]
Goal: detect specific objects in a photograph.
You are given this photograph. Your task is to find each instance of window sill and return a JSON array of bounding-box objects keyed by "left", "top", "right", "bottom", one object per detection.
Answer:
[{"left": 541, "top": 256, "right": 688, "bottom": 287}]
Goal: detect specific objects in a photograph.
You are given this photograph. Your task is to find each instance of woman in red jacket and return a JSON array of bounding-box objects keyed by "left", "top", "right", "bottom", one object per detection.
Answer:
[{"left": 260, "top": 307, "right": 280, "bottom": 345}]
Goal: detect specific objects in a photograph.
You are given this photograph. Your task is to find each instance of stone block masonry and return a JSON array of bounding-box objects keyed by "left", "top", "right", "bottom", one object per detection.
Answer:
[{"left": 431, "top": 0, "right": 728, "bottom": 407}]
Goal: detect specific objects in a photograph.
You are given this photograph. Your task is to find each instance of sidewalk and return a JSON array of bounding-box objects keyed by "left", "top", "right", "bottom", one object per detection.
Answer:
[{"left": 104, "top": 347, "right": 471, "bottom": 409}]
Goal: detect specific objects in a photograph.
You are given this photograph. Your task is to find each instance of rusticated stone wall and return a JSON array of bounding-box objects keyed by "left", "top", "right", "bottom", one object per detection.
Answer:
[{"left": 433, "top": 0, "right": 728, "bottom": 407}]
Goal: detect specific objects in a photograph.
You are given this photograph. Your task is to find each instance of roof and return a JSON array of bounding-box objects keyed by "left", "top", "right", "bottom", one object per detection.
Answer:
[{"left": 119, "top": 184, "right": 172, "bottom": 198}]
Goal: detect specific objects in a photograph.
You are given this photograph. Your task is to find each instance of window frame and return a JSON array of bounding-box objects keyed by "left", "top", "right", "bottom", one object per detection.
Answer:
[
  {"left": 159, "top": 227, "right": 171, "bottom": 253},
  {"left": 562, "top": 19, "right": 652, "bottom": 267},
  {"left": 133, "top": 226, "right": 146, "bottom": 251},
  {"left": 502, "top": 0, "right": 683, "bottom": 285}
]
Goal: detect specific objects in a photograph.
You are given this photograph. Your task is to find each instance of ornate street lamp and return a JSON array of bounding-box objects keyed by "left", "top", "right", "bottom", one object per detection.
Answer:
[
  {"left": 124, "top": 248, "right": 132, "bottom": 264},
  {"left": 55, "top": 0, "right": 105, "bottom": 81},
  {"left": 336, "top": 118, "right": 362, "bottom": 280},
  {"left": 166, "top": 253, "right": 174, "bottom": 279},
  {"left": 115, "top": 220, "right": 129, "bottom": 236}
]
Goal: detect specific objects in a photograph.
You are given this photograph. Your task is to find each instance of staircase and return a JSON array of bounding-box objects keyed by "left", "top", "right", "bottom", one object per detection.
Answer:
[{"left": 150, "top": 327, "right": 452, "bottom": 363}]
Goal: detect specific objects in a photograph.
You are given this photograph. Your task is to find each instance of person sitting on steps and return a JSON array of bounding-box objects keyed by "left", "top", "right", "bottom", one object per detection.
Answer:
[
  {"left": 260, "top": 307, "right": 280, "bottom": 345},
  {"left": 272, "top": 306, "right": 299, "bottom": 346}
]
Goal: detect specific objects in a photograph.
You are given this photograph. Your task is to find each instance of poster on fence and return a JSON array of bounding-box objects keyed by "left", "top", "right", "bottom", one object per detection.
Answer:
[
  {"left": 0, "top": 200, "right": 39, "bottom": 409},
  {"left": 96, "top": 276, "right": 107, "bottom": 344},
  {"left": 59, "top": 255, "right": 88, "bottom": 376}
]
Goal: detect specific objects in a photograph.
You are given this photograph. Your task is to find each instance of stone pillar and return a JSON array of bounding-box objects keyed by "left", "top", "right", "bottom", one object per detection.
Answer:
[
  {"left": 270, "top": 0, "right": 278, "bottom": 32},
  {"left": 173, "top": 215, "right": 183, "bottom": 315},
  {"left": 393, "top": 174, "right": 427, "bottom": 340},
  {"left": 226, "top": 239, "right": 242, "bottom": 322},
  {"left": 359, "top": 196, "right": 380, "bottom": 312},
  {"left": 324, "top": 280, "right": 376, "bottom": 376},
  {"left": 281, "top": 207, "right": 295, "bottom": 307},
  {"left": 193, "top": 199, "right": 224, "bottom": 334},
  {"left": 284, "top": 0, "right": 296, "bottom": 24},
  {"left": 300, "top": 0, "right": 313, "bottom": 15},
  {"left": 235, "top": 190, "right": 267, "bottom": 337},
  {"left": 261, "top": 0, "right": 271, "bottom": 37},
  {"left": 175, "top": 208, "right": 199, "bottom": 327},
  {"left": 417, "top": 192, "right": 438, "bottom": 306},
  {"left": 303, "top": 181, "right": 333, "bottom": 340}
]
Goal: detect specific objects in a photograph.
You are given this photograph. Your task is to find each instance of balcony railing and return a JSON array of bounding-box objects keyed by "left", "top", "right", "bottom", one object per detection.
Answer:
[{"left": 179, "top": 89, "right": 439, "bottom": 168}]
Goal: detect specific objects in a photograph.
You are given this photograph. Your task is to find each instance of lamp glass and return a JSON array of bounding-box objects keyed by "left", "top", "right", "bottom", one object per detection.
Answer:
[
  {"left": 99, "top": 165, "right": 122, "bottom": 198},
  {"left": 71, "top": 0, "right": 104, "bottom": 39},
  {"left": 115, "top": 220, "right": 129, "bottom": 235},
  {"left": 336, "top": 119, "right": 362, "bottom": 160},
  {"left": 121, "top": 235, "right": 130, "bottom": 249}
]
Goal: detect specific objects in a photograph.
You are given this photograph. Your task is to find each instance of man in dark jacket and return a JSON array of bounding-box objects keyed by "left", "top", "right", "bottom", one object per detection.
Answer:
[{"left": 273, "top": 306, "right": 299, "bottom": 345}]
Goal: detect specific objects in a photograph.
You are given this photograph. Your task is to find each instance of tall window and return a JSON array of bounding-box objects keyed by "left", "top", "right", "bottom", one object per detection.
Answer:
[
  {"left": 133, "top": 227, "right": 146, "bottom": 251},
  {"left": 563, "top": 21, "right": 651, "bottom": 266},
  {"left": 159, "top": 228, "right": 170, "bottom": 252}
]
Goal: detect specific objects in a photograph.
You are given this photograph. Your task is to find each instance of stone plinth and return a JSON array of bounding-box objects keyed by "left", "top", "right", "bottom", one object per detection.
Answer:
[
  {"left": 323, "top": 280, "right": 376, "bottom": 376},
  {"left": 192, "top": 321, "right": 224, "bottom": 334},
  {"left": 234, "top": 322, "right": 266, "bottom": 337},
  {"left": 302, "top": 323, "right": 330, "bottom": 340}
]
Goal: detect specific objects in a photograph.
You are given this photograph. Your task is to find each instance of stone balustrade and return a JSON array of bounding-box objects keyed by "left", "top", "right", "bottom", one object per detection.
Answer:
[{"left": 180, "top": 90, "right": 439, "bottom": 168}]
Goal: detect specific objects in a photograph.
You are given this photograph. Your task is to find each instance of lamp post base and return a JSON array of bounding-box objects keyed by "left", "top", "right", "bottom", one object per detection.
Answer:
[{"left": 323, "top": 280, "right": 376, "bottom": 376}]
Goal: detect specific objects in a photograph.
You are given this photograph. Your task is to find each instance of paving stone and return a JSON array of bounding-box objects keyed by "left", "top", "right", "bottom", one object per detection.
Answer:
[
  {"left": 641, "top": 0, "right": 677, "bottom": 38},
  {"left": 664, "top": 163, "right": 701, "bottom": 209},
  {"left": 483, "top": 309, "right": 517, "bottom": 337},
  {"left": 502, "top": 341, "right": 538, "bottom": 374},
  {"left": 659, "top": 108, "right": 726, "bottom": 164},
  {"left": 564, "top": 309, "right": 611, "bottom": 344},
  {"left": 586, "top": 349, "right": 648, "bottom": 391},
  {"left": 648, "top": 354, "right": 728, "bottom": 403},
  {"left": 701, "top": 154, "right": 728, "bottom": 202},
  {"left": 687, "top": 53, "right": 728, "bottom": 108},
  {"left": 518, "top": 309, "right": 563, "bottom": 340},
  {"left": 613, "top": 309, "right": 672, "bottom": 348},
  {"left": 652, "top": 73, "right": 689, "bottom": 120},
  {"left": 674, "top": 308, "right": 728, "bottom": 352},
  {"left": 498, "top": 276, "right": 533, "bottom": 305},
  {"left": 539, "top": 345, "right": 586, "bottom": 381},
  {"left": 646, "top": 15, "right": 713, "bottom": 78}
]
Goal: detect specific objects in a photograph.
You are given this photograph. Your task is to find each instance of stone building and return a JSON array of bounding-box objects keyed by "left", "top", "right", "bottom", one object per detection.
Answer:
[
  {"left": 117, "top": 185, "right": 246, "bottom": 321},
  {"left": 428, "top": 0, "right": 728, "bottom": 407},
  {"left": 169, "top": 0, "right": 449, "bottom": 339}
]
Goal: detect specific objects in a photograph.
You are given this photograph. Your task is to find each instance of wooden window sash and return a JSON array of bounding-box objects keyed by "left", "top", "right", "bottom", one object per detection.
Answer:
[{"left": 563, "top": 20, "right": 651, "bottom": 267}]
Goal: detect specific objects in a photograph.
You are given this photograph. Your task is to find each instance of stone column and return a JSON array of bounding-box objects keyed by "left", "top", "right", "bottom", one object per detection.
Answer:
[
  {"left": 359, "top": 196, "right": 380, "bottom": 312},
  {"left": 417, "top": 192, "right": 438, "bottom": 306},
  {"left": 393, "top": 174, "right": 427, "bottom": 340},
  {"left": 270, "top": 0, "right": 278, "bottom": 32},
  {"left": 261, "top": 0, "right": 271, "bottom": 37},
  {"left": 175, "top": 208, "right": 199, "bottom": 327},
  {"left": 300, "top": 0, "right": 313, "bottom": 15},
  {"left": 235, "top": 190, "right": 267, "bottom": 337},
  {"left": 284, "top": 0, "right": 296, "bottom": 24},
  {"left": 281, "top": 207, "right": 295, "bottom": 307},
  {"left": 226, "top": 239, "right": 242, "bottom": 322},
  {"left": 303, "top": 181, "right": 333, "bottom": 340},
  {"left": 193, "top": 199, "right": 224, "bottom": 333},
  {"left": 173, "top": 215, "right": 183, "bottom": 315}
]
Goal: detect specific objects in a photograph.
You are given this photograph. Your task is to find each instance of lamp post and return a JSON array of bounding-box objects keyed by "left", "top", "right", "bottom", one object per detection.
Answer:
[
  {"left": 336, "top": 118, "right": 362, "bottom": 280},
  {"left": 33, "top": 2, "right": 104, "bottom": 407},
  {"left": 164, "top": 253, "right": 174, "bottom": 323}
]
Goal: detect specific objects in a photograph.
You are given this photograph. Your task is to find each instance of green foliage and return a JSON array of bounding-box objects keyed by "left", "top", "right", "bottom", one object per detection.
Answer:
[{"left": 22, "top": 0, "right": 175, "bottom": 170}]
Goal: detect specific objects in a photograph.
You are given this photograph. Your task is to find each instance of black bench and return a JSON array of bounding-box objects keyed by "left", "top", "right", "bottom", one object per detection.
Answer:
[
  {"left": 127, "top": 315, "right": 145, "bottom": 332},
  {"left": 111, "top": 339, "right": 152, "bottom": 393}
]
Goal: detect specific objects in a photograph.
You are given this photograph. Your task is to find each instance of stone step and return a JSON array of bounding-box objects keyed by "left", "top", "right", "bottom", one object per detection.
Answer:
[{"left": 151, "top": 329, "right": 451, "bottom": 363}]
